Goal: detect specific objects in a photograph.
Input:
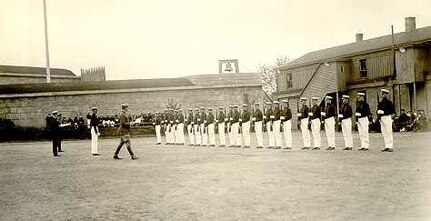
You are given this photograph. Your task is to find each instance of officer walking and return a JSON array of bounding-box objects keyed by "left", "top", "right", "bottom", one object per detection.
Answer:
[
  {"left": 207, "top": 108, "right": 216, "bottom": 146},
  {"left": 310, "top": 97, "right": 322, "bottom": 150},
  {"left": 377, "top": 89, "right": 395, "bottom": 152},
  {"left": 355, "top": 92, "right": 371, "bottom": 151},
  {"left": 281, "top": 100, "right": 292, "bottom": 149},
  {"left": 153, "top": 111, "right": 162, "bottom": 145},
  {"left": 273, "top": 101, "right": 282, "bottom": 149},
  {"left": 90, "top": 107, "right": 101, "bottom": 155},
  {"left": 113, "top": 103, "right": 138, "bottom": 160},
  {"left": 339, "top": 95, "right": 353, "bottom": 150},
  {"left": 298, "top": 97, "right": 311, "bottom": 149},
  {"left": 186, "top": 108, "right": 195, "bottom": 146},
  {"left": 217, "top": 106, "right": 227, "bottom": 147},
  {"left": 253, "top": 103, "right": 264, "bottom": 148},
  {"left": 323, "top": 96, "right": 336, "bottom": 150},
  {"left": 241, "top": 104, "right": 251, "bottom": 148}
]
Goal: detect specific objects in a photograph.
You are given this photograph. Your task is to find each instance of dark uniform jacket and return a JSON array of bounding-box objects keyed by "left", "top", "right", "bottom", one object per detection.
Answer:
[
  {"left": 49, "top": 116, "right": 60, "bottom": 136},
  {"left": 90, "top": 113, "right": 99, "bottom": 133},
  {"left": 355, "top": 101, "right": 371, "bottom": 120},
  {"left": 264, "top": 108, "right": 272, "bottom": 123},
  {"left": 254, "top": 109, "right": 263, "bottom": 122},
  {"left": 377, "top": 98, "right": 395, "bottom": 116},
  {"left": 218, "top": 111, "right": 226, "bottom": 124},
  {"left": 274, "top": 108, "right": 281, "bottom": 121},
  {"left": 186, "top": 112, "right": 193, "bottom": 125},
  {"left": 299, "top": 105, "right": 309, "bottom": 120},
  {"left": 154, "top": 115, "right": 162, "bottom": 125},
  {"left": 118, "top": 110, "right": 132, "bottom": 135},
  {"left": 228, "top": 110, "right": 233, "bottom": 124},
  {"left": 241, "top": 110, "right": 251, "bottom": 123},
  {"left": 281, "top": 107, "right": 292, "bottom": 122},
  {"left": 232, "top": 110, "right": 240, "bottom": 123},
  {"left": 207, "top": 112, "right": 215, "bottom": 125},
  {"left": 339, "top": 103, "right": 352, "bottom": 120},
  {"left": 310, "top": 105, "right": 321, "bottom": 120},
  {"left": 177, "top": 113, "right": 184, "bottom": 124},
  {"left": 324, "top": 104, "right": 336, "bottom": 119}
]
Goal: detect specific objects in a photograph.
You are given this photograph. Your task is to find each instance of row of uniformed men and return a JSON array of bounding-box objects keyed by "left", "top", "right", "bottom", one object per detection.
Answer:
[{"left": 153, "top": 88, "right": 395, "bottom": 152}]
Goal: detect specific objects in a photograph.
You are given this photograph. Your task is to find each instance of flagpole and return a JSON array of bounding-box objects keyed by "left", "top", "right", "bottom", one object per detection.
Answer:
[{"left": 43, "top": 0, "right": 51, "bottom": 83}]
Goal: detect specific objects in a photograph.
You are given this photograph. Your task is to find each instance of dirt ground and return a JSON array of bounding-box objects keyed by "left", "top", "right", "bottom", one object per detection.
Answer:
[{"left": 1, "top": 131, "right": 431, "bottom": 220}]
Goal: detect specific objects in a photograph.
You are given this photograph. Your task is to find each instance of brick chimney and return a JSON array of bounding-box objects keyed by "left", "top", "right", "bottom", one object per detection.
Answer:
[
  {"left": 355, "top": 33, "right": 363, "bottom": 42},
  {"left": 405, "top": 17, "right": 416, "bottom": 32}
]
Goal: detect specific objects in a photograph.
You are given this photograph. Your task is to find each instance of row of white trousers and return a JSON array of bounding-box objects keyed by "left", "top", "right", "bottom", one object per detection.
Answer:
[{"left": 155, "top": 124, "right": 185, "bottom": 144}]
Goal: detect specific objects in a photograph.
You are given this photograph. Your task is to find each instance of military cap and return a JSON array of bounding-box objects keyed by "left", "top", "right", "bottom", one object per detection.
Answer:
[
  {"left": 91, "top": 106, "right": 98, "bottom": 110},
  {"left": 233, "top": 105, "right": 238, "bottom": 107},
  {"left": 208, "top": 107, "right": 213, "bottom": 110},
  {"left": 52, "top": 110, "right": 58, "bottom": 114},
  {"left": 242, "top": 104, "right": 248, "bottom": 107},
  {"left": 265, "top": 101, "right": 272, "bottom": 105},
  {"left": 282, "top": 100, "right": 289, "bottom": 103},
  {"left": 187, "top": 108, "right": 193, "bottom": 110},
  {"left": 300, "top": 97, "right": 307, "bottom": 101},
  {"left": 273, "top": 101, "right": 279, "bottom": 104},
  {"left": 155, "top": 111, "right": 159, "bottom": 114},
  {"left": 174, "top": 110, "right": 178, "bottom": 112},
  {"left": 194, "top": 108, "right": 199, "bottom": 111},
  {"left": 342, "top": 95, "right": 350, "bottom": 99},
  {"left": 200, "top": 107, "right": 205, "bottom": 110},
  {"left": 311, "top": 97, "right": 319, "bottom": 100},
  {"left": 219, "top": 106, "right": 224, "bottom": 109},
  {"left": 357, "top": 92, "right": 366, "bottom": 96},
  {"left": 325, "top": 95, "right": 333, "bottom": 100},
  {"left": 178, "top": 109, "right": 183, "bottom": 111},
  {"left": 121, "top": 103, "right": 129, "bottom": 108},
  {"left": 381, "top": 89, "right": 389, "bottom": 94}
]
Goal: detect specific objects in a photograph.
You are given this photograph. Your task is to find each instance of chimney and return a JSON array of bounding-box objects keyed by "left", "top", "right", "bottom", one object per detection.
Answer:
[
  {"left": 355, "top": 33, "right": 363, "bottom": 42},
  {"left": 405, "top": 17, "right": 416, "bottom": 32}
]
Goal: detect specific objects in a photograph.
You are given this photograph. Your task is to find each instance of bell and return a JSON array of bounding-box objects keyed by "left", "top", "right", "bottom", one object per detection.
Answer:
[{"left": 224, "top": 62, "right": 233, "bottom": 72}]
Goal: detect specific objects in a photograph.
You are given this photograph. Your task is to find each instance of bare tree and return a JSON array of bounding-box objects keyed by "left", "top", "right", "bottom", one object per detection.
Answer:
[{"left": 258, "top": 55, "right": 290, "bottom": 100}]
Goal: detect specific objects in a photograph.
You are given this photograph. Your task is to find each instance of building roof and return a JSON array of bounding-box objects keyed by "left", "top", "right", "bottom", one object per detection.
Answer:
[
  {"left": 0, "top": 65, "right": 77, "bottom": 77},
  {"left": 279, "top": 26, "right": 431, "bottom": 70},
  {"left": 0, "top": 73, "right": 261, "bottom": 94}
]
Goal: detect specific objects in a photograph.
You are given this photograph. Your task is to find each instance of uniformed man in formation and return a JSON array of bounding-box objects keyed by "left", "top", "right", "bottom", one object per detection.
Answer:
[
  {"left": 241, "top": 104, "right": 251, "bottom": 148},
  {"left": 339, "top": 95, "right": 353, "bottom": 150},
  {"left": 377, "top": 89, "right": 395, "bottom": 152},
  {"left": 264, "top": 101, "right": 274, "bottom": 148},
  {"left": 89, "top": 106, "right": 100, "bottom": 156},
  {"left": 298, "top": 97, "right": 311, "bottom": 149},
  {"left": 355, "top": 92, "right": 371, "bottom": 151},
  {"left": 272, "top": 101, "right": 282, "bottom": 149},
  {"left": 217, "top": 106, "right": 227, "bottom": 147},
  {"left": 48, "top": 110, "right": 62, "bottom": 157},
  {"left": 253, "top": 103, "right": 264, "bottom": 148},
  {"left": 323, "top": 96, "right": 336, "bottom": 150},
  {"left": 310, "top": 97, "right": 322, "bottom": 150},
  {"left": 186, "top": 108, "right": 194, "bottom": 146},
  {"left": 207, "top": 108, "right": 216, "bottom": 146},
  {"left": 281, "top": 100, "right": 292, "bottom": 149},
  {"left": 153, "top": 111, "right": 162, "bottom": 145},
  {"left": 232, "top": 105, "right": 241, "bottom": 147}
]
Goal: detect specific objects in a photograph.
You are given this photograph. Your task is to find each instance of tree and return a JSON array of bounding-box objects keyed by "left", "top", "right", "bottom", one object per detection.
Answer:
[{"left": 258, "top": 55, "right": 290, "bottom": 100}]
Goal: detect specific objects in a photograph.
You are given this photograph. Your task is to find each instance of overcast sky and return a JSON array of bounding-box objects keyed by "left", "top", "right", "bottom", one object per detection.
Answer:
[{"left": 1, "top": 0, "right": 430, "bottom": 80}]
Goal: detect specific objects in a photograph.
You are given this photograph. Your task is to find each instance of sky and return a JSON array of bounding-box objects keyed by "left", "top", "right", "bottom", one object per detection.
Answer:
[{"left": 1, "top": 0, "right": 431, "bottom": 80}]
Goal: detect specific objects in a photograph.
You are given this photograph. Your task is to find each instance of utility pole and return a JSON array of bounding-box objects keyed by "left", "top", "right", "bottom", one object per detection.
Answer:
[{"left": 43, "top": 0, "right": 51, "bottom": 83}]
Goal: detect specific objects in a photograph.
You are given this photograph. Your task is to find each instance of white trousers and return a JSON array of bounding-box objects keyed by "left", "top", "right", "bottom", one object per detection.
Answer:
[
  {"left": 177, "top": 123, "right": 184, "bottom": 144},
  {"left": 174, "top": 125, "right": 179, "bottom": 144},
  {"left": 357, "top": 117, "right": 369, "bottom": 148},
  {"left": 324, "top": 117, "right": 336, "bottom": 148},
  {"left": 227, "top": 123, "right": 233, "bottom": 146},
  {"left": 242, "top": 121, "right": 251, "bottom": 146},
  {"left": 201, "top": 123, "right": 208, "bottom": 145},
  {"left": 341, "top": 118, "right": 353, "bottom": 148},
  {"left": 255, "top": 121, "right": 263, "bottom": 147},
  {"left": 91, "top": 127, "right": 99, "bottom": 154},
  {"left": 232, "top": 122, "right": 241, "bottom": 146},
  {"left": 266, "top": 122, "right": 275, "bottom": 147},
  {"left": 300, "top": 118, "right": 311, "bottom": 147},
  {"left": 194, "top": 124, "right": 201, "bottom": 145},
  {"left": 208, "top": 124, "right": 215, "bottom": 145},
  {"left": 155, "top": 125, "right": 161, "bottom": 144},
  {"left": 218, "top": 123, "right": 226, "bottom": 146},
  {"left": 380, "top": 115, "right": 393, "bottom": 149},
  {"left": 273, "top": 120, "right": 282, "bottom": 147},
  {"left": 187, "top": 124, "right": 195, "bottom": 145},
  {"left": 283, "top": 120, "right": 292, "bottom": 148},
  {"left": 311, "top": 118, "right": 321, "bottom": 148}
]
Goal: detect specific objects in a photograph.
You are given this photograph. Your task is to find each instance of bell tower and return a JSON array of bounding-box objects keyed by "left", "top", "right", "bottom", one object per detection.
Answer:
[{"left": 218, "top": 59, "right": 239, "bottom": 74}]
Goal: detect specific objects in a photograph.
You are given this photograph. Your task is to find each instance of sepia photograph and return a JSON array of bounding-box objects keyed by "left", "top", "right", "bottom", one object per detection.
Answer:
[{"left": 1, "top": 0, "right": 431, "bottom": 220}]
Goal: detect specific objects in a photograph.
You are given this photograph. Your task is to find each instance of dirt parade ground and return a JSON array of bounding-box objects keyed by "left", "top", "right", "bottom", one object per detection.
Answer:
[{"left": 1, "top": 131, "right": 431, "bottom": 220}]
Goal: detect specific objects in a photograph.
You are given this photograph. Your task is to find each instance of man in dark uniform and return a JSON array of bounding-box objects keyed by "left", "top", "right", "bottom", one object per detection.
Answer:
[
  {"left": 232, "top": 105, "right": 241, "bottom": 147},
  {"left": 264, "top": 101, "right": 274, "bottom": 148},
  {"left": 227, "top": 105, "right": 234, "bottom": 147},
  {"left": 113, "top": 103, "right": 138, "bottom": 160},
  {"left": 176, "top": 109, "right": 185, "bottom": 146},
  {"left": 241, "top": 104, "right": 251, "bottom": 148},
  {"left": 207, "top": 108, "right": 216, "bottom": 146},
  {"left": 310, "top": 97, "right": 322, "bottom": 150},
  {"left": 153, "top": 111, "right": 162, "bottom": 145},
  {"left": 323, "top": 96, "right": 336, "bottom": 150},
  {"left": 253, "top": 103, "right": 264, "bottom": 148},
  {"left": 272, "top": 101, "right": 282, "bottom": 149},
  {"left": 186, "top": 108, "right": 194, "bottom": 146},
  {"left": 200, "top": 107, "right": 208, "bottom": 146},
  {"left": 281, "top": 100, "right": 292, "bottom": 149},
  {"left": 377, "top": 89, "right": 395, "bottom": 152},
  {"left": 339, "top": 95, "right": 353, "bottom": 150},
  {"left": 217, "top": 106, "right": 227, "bottom": 147},
  {"left": 49, "top": 111, "right": 61, "bottom": 157},
  {"left": 194, "top": 108, "right": 201, "bottom": 146},
  {"left": 90, "top": 107, "right": 101, "bottom": 155},
  {"left": 355, "top": 92, "right": 371, "bottom": 151},
  {"left": 298, "top": 97, "right": 311, "bottom": 149}
]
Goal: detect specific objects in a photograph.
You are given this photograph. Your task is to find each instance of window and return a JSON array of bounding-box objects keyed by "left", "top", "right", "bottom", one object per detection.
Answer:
[
  {"left": 285, "top": 73, "right": 293, "bottom": 89},
  {"left": 359, "top": 59, "right": 367, "bottom": 78}
]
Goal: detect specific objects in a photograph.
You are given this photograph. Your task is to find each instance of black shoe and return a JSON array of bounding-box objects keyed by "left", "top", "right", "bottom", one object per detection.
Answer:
[
  {"left": 256, "top": 146, "right": 263, "bottom": 149},
  {"left": 283, "top": 147, "right": 292, "bottom": 150},
  {"left": 243, "top": 146, "right": 250, "bottom": 148},
  {"left": 113, "top": 156, "right": 122, "bottom": 160},
  {"left": 301, "top": 147, "right": 310, "bottom": 150},
  {"left": 267, "top": 146, "right": 273, "bottom": 149},
  {"left": 156, "top": 143, "right": 161, "bottom": 145},
  {"left": 92, "top": 153, "right": 101, "bottom": 156},
  {"left": 53, "top": 155, "right": 60, "bottom": 157},
  {"left": 274, "top": 146, "right": 281, "bottom": 149},
  {"left": 358, "top": 147, "right": 369, "bottom": 151},
  {"left": 219, "top": 145, "right": 225, "bottom": 148},
  {"left": 131, "top": 156, "right": 139, "bottom": 160},
  {"left": 342, "top": 147, "right": 352, "bottom": 150},
  {"left": 312, "top": 147, "right": 320, "bottom": 150},
  {"left": 381, "top": 148, "right": 393, "bottom": 152},
  {"left": 325, "top": 147, "right": 334, "bottom": 150}
]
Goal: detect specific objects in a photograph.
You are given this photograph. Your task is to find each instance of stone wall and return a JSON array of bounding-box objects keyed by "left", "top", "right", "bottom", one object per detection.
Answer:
[
  {"left": 0, "top": 83, "right": 262, "bottom": 128},
  {"left": 0, "top": 75, "right": 80, "bottom": 85}
]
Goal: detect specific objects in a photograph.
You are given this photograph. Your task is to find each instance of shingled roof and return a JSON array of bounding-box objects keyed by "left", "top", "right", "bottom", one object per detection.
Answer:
[
  {"left": 0, "top": 65, "right": 77, "bottom": 77},
  {"left": 279, "top": 26, "right": 431, "bottom": 70}
]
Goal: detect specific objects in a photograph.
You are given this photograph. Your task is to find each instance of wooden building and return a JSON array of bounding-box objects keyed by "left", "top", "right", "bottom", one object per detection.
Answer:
[{"left": 275, "top": 17, "right": 431, "bottom": 127}]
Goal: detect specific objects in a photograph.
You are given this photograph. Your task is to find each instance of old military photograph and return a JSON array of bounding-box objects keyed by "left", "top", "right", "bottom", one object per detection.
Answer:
[{"left": 1, "top": 0, "right": 431, "bottom": 220}]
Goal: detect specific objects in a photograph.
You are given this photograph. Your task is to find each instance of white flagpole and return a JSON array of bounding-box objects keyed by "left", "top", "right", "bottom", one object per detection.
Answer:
[{"left": 43, "top": 0, "right": 51, "bottom": 83}]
